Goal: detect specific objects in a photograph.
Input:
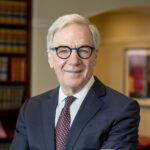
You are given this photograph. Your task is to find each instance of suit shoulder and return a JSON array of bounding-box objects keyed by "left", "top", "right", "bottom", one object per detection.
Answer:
[
  {"left": 22, "top": 87, "right": 59, "bottom": 110},
  {"left": 93, "top": 76, "right": 138, "bottom": 106},
  {"left": 20, "top": 87, "right": 59, "bottom": 116},
  {"left": 104, "top": 86, "right": 140, "bottom": 110},
  {"left": 29, "top": 87, "right": 58, "bottom": 102}
]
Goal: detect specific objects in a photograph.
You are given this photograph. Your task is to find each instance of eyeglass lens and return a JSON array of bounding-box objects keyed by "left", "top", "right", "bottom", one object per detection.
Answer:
[{"left": 56, "top": 46, "right": 92, "bottom": 59}]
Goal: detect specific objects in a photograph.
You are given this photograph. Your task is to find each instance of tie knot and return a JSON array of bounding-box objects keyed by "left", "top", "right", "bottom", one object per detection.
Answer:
[{"left": 65, "top": 96, "right": 76, "bottom": 107}]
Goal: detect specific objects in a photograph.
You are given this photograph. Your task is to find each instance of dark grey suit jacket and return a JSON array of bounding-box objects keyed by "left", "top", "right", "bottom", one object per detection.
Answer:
[{"left": 10, "top": 77, "right": 140, "bottom": 150}]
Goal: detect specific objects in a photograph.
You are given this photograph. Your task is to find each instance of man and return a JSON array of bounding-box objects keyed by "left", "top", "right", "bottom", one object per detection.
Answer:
[{"left": 10, "top": 14, "right": 140, "bottom": 150}]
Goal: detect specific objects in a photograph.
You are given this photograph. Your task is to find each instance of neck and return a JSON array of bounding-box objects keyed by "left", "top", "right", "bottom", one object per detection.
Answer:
[
  {"left": 60, "top": 76, "right": 94, "bottom": 96},
  {"left": 62, "top": 86, "right": 82, "bottom": 96}
]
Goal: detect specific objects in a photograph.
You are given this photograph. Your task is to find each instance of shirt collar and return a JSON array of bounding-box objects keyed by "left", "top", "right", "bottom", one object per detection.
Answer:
[{"left": 58, "top": 76, "right": 95, "bottom": 105}]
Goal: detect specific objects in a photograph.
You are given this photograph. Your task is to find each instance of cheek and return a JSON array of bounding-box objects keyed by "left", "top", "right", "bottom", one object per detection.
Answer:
[
  {"left": 87, "top": 56, "right": 97, "bottom": 69},
  {"left": 83, "top": 58, "right": 97, "bottom": 75},
  {"left": 93, "top": 53, "right": 97, "bottom": 66},
  {"left": 53, "top": 59, "right": 66, "bottom": 73},
  {"left": 93, "top": 58, "right": 97, "bottom": 66}
]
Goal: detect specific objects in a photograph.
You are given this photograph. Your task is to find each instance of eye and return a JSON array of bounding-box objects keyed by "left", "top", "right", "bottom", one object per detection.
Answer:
[
  {"left": 79, "top": 49, "right": 89, "bottom": 54},
  {"left": 59, "top": 49, "right": 68, "bottom": 54},
  {"left": 79, "top": 47, "right": 90, "bottom": 54},
  {"left": 57, "top": 47, "right": 70, "bottom": 54}
]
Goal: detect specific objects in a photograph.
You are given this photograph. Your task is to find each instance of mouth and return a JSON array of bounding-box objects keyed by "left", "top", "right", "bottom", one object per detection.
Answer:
[{"left": 64, "top": 70, "right": 83, "bottom": 74}]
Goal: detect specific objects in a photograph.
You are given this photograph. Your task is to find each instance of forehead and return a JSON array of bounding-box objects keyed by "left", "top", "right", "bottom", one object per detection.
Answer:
[{"left": 52, "top": 23, "right": 93, "bottom": 46}]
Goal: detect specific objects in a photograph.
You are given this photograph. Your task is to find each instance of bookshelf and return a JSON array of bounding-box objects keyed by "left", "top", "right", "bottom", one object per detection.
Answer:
[{"left": 0, "top": 0, "right": 31, "bottom": 148}]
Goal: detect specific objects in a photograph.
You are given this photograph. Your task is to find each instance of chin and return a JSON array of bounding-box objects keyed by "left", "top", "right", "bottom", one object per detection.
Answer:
[{"left": 65, "top": 78, "right": 85, "bottom": 88}]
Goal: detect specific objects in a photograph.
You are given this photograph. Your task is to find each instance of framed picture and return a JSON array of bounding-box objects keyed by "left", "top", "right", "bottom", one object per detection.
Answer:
[{"left": 124, "top": 48, "right": 150, "bottom": 106}]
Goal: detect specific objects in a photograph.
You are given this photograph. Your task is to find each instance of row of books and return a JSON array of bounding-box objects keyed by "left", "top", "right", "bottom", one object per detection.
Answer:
[
  {"left": 0, "top": 28, "right": 27, "bottom": 54},
  {"left": 0, "top": 1, "right": 27, "bottom": 25},
  {"left": 10, "top": 57, "right": 26, "bottom": 82},
  {"left": 0, "top": 57, "right": 8, "bottom": 81},
  {"left": 0, "top": 56, "right": 26, "bottom": 82},
  {"left": 0, "top": 85, "right": 25, "bottom": 109},
  {"left": 0, "top": 143, "right": 10, "bottom": 150}
]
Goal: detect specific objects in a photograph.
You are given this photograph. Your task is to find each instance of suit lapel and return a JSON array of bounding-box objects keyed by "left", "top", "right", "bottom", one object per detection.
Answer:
[
  {"left": 65, "top": 77, "right": 106, "bottom": 149},
  {"left": 42, "top": 88, "right": 59, "bottom": 150}
]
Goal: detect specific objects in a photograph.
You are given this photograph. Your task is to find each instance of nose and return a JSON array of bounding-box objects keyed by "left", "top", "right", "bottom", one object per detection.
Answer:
[{"left": 68, "top": 50, "right": 81, "bottom": 65}]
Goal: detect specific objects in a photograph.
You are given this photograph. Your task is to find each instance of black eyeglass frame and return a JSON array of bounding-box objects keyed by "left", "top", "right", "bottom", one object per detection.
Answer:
[{"left": 50, "top": 45, "right": 96, "bottom": 59}]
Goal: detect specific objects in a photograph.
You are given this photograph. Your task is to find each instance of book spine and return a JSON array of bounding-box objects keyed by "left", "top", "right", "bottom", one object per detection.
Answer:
[
  {"left": 0, "top": 85, "right": 25, "bottom": 109},
  {"left": 0, "top": 1, "right": 27, "bottom": 25},
  {"left": 10, "top": 57, "right": 26, "bottom": 82},
  {"left": 0, "top": 29, "right": 5, "bottom": 53},
  {"left": 0, "top": 56, "right": 8, "bottom": 81},
  {"left": 0, "top": 28, "right": 27, "bottom": 54}
]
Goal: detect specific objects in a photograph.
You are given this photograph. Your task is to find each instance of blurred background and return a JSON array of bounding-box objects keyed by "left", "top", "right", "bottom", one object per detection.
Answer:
[{"left": 0, "top": 0, "right": 150, "bottom": 149}]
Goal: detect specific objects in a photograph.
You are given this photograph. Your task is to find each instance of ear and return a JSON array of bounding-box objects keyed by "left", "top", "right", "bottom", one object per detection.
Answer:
[
  {"left": 93, "top": 50, "right": 98, "bottom": 66},
  {"left": 47, "top": 51, "right": 54, "bottom": 68}
]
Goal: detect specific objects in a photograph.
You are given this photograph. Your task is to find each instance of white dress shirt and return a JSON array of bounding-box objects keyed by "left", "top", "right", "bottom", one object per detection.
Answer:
[{"left": 55, "top": 76, "right": 95, "bottom": 127}]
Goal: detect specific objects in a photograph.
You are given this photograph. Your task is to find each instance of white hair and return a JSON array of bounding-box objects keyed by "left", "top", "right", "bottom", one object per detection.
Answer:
[{"left": 47, "top": 14, "right": 100, "bottom": 50}]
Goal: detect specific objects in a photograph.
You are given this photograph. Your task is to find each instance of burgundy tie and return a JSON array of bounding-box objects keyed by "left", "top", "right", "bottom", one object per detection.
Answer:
[{"left": 55, "top": 96, "right": 76, "bottom": 150}]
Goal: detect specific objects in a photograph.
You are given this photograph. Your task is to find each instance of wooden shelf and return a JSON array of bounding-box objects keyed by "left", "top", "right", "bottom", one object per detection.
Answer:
[
  {"left": 0, "top": 109, "right": 19, "bottom": 118},
  {"left": 0, "top": 24, "right": 27, "bottom": 29},
  {"left": 0, "top": 0, "right": 31, "bottom": 145},
  {"left": 0, "top": 53, "right": 27, "bottom": 57},
  {"left": 0, "top": 81, "right": 26, "bottom": 84},
  {"left": 0, "top": 138, "right": 12, "bottom": 142}
]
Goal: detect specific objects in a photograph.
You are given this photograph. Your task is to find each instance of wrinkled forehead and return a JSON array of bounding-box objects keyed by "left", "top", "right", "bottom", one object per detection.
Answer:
[
  {"left": 52, "top": 23, "right": 94, "bottom": 47},
  {"left": 54, "top": 23, "right": 91, "bottom": 37}
]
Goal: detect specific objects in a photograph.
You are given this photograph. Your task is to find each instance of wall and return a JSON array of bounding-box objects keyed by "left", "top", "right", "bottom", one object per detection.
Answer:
[
  {"left": 89, "top": 8, "right": 150, "bottom": 137},
  {"left": 31, "top": 27, "right": 58, "bottom": 94}
]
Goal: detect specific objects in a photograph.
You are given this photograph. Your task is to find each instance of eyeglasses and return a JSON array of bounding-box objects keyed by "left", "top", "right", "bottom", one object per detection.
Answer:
[{"left": 49, "top": 45, "right": 95, "bottom": 59}]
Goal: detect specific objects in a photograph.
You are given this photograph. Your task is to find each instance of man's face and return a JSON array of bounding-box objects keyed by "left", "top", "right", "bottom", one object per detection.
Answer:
[{"left": 48, "top": 23, "right": 97, "bottom": 94}]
